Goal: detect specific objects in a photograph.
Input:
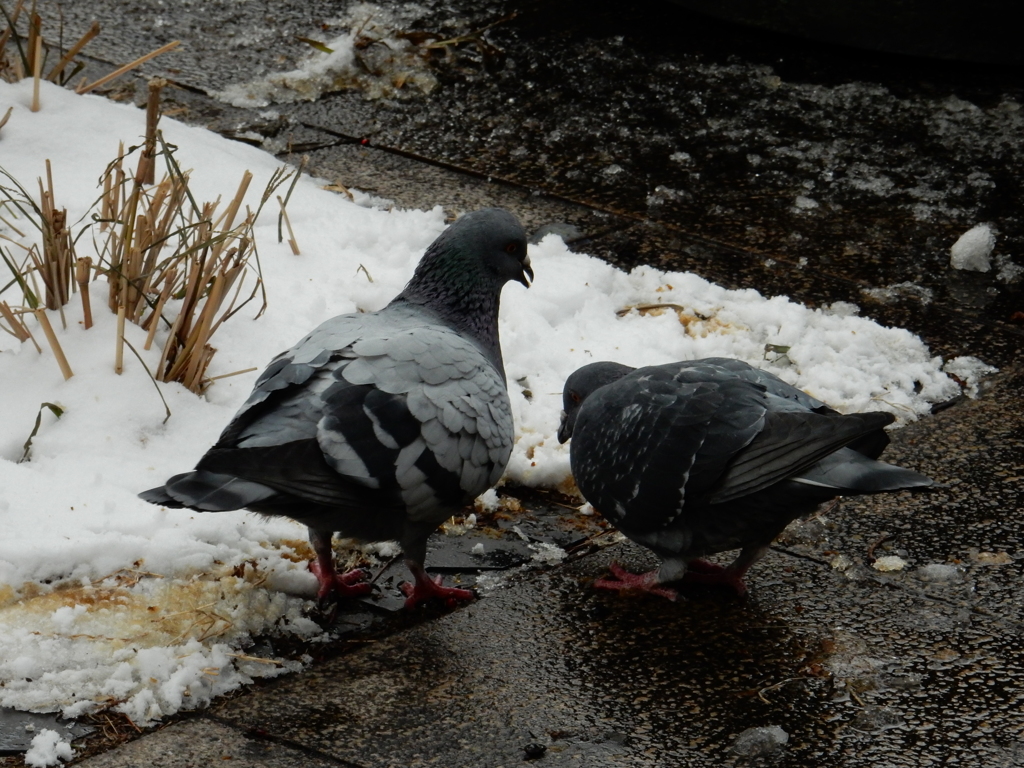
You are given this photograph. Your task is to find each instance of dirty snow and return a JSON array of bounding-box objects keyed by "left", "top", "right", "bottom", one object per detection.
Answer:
[
  {"left": 943, "top": 355, "right": 999, "bottom": 398},
  {"left": 949, "top": 223, "right": 996, "bottom": 271},
  {"left": 873, "top": 555, "right": 909, "bottom": 572},
  {"left": 914, "top": 564, "right": 962, "bottom": 583},
  {"left": 732, "top": 725, "right": 789, "bottom": 757},
  {"left": 0, "top": 78, "right": 982, "bottom": 725},
  {"left": 216, "top": 3, "right": 437, "bottom": 107}
]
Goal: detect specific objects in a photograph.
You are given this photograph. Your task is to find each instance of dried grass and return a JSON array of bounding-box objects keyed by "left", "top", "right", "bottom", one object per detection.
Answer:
[
  {"left": 1, "top": 91, "right": 300, "bottom": 393},
  {"left": 0, "top": 10, "right": 308, "bottom": 440},
  {"left": 92, "top": 133, "right": 292, "bottom": 392},
  {"left": 2, "top": 2, "right": 175, "bottom": 89}
]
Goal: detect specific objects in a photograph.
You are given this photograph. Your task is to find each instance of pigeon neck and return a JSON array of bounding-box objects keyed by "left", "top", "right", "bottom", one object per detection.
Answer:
[{"left": 393, "top": 251, "right": 505, "bottom": 372}]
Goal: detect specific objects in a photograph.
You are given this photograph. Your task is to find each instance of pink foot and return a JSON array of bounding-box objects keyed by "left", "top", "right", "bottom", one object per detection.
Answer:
[
  {"left": 593, "top": 562, "right": 678, "bottom": 601},
  {"left": 308, "top": 561, "right": 373, "bottom": 600},
  {"left": 401, "top": 571, "right": 475, "bottom": 609}
]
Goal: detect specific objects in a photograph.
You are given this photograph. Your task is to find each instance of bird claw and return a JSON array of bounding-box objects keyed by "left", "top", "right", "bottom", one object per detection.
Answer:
[
  {"left": 309, "top": 562, "right": 373, "bottom": 601},
  {"left": 401, "top": 573, "right": 475, "bottom": 609},
  {"left": 593, "top": 563, "right": 679, "bottom": 601}
]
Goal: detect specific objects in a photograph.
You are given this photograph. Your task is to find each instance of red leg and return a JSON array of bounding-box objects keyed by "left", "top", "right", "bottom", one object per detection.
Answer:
[
  {"left": 593, "top": 562, "right": 679, "bottom": 601},
  {"left": 307, "top": 529, "right": 372, "bottom": 600},
  {"left": 308, "top": 559, "right": 372, "bottom": 600},
  {"left": 677, "top": 546, "right": 770, "bottom": 597},
  {"left": 401, "top": 560, "right": 475, "bottom": 609}
]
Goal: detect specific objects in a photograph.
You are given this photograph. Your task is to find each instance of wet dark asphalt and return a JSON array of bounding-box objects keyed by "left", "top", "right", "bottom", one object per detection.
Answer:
[{"left": 13, "top": 0, "right": 1024, "bottom": 765}]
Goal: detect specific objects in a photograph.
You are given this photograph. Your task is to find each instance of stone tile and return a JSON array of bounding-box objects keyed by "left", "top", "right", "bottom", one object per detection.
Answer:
[{"left": 73, "top": 717, "right": 341, "bottom": 768}]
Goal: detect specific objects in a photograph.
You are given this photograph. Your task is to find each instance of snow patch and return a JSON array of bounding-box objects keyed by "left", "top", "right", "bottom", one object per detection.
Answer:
[
  {"left": 943, "top": 356, "right": 998, "bottom": 398},
  {"left": 216, "top": 4, "right": 437, "bottom": 107},
  {"left": 0, "top": 76, "right": 979, "bottom": 724},
  {"left": 24, "top": 730, "right": 73, "bottom": 767},
  {"left": 732, "top": 726, "right": 789, "bottom": 757},
  {"left": 873, "top": 555, "right": 908, "bottom": 572},
  {"left": 950, "top": 223, "right": 996, "bottom": 272}
]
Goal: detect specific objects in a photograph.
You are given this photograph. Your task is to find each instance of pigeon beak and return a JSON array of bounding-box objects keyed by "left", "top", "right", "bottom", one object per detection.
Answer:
[
  {"left": 516, "top": 256, "right": 534, "bottom": 288},
  {"left": 557, "top": 410, "right": 571, "bottom": 444}
]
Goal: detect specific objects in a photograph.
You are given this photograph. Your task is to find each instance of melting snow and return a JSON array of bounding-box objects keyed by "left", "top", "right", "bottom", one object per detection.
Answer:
[
  {"left": 873, "top": 555, "right": 909, "bottom": 572},
  {"left": 732, "top": 725, "right": 789, "bottom": 757},
  {"left": 0, "top": 77, "right": 987, "bottom": 724},
  {"left": 216, "top": 3, "right": 438, "bottom": 107},
  {"left": 949, "top": 223, "right": 996, "bottom": 272},
  {"left": 24, "top": 729, "right": 73, "bottom": 768}
]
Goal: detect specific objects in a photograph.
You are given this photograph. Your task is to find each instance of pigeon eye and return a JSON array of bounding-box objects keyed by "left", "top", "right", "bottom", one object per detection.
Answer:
[
  {"left": 570, "top": 391, "right": 581, "bottom": 404},
  {"left": 505, "top": 242, "right": 519, "bottom": 255}
]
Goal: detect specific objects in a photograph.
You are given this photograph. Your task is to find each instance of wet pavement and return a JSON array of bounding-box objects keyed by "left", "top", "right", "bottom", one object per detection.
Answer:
[
  {"left": 8, "top": 0, "right": 1024, "bottom": 765},
  {"left": 71, "top": 368, "right": 1024, "bottom": 766}
]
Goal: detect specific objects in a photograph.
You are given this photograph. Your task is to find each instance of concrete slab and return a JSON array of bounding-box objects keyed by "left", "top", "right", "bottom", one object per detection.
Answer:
[
  {"left": 194, "top": 371, "right": 1021, "bottom": 767},
  {"left": 73, "top": 717, "right": 342, "bottom": 768},
  {"left": 67, "top": 368, "right": 1020, "bottom": 767}
]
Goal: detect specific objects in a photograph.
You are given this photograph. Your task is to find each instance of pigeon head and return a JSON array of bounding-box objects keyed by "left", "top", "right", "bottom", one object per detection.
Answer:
[
  {"left": 402, "top": 208, "right": 532, "bottom": 294},
  {"left": 557, "top": 361, "right": 635, "bottom": 443},
  {"left": 394, "top": 208, "right": 531, "bottom": 368}
]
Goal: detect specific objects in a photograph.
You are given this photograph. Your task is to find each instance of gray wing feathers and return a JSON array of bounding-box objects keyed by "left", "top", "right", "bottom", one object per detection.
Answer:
[
  {"left": 692, "top": 358, "right": 831, "bottom": 412},
  {"left": 164, "top": 470, "right": 277, "bottom": 511},
  {"left": 708, "top": 411, "right": 894, "bottom": 503},
  {"left": 212, "top": 309, "right": 512, "bottom": 521},
  {"left": 230, "top": 316, "right": 365, "bottom": 420},
  {"left": 793, "top": 447, "right": 934, "bottom": 492},
  {"left": 328, "top": 323, "right": 513, "bottom": 506}
]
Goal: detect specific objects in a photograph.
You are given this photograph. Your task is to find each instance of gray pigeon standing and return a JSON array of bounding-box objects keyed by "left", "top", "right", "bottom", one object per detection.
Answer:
[
  {"left": 557, "top": 358, "right": 936, "bottom": 600},
  {"left": 141, "top": 208, "right": 532, "bottom": 608}
]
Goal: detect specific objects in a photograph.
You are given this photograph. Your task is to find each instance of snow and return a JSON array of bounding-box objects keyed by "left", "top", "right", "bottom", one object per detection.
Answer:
[
  {"left": 0, "top": 77, "right": 985, "bottom": 725},
  {"left": 873, "top": 555, "right": 908, "bottom": 572},
  {"left": 915, "top": 564, "right": 962, "bottom": 583},
  {"left": 24, "top": 729, "right": 73, "bottom": 767},
  {"left": 861, "top": 281, "right": 934, "bottom": 306},
  {"left": 216, "top": 3, "right": 437, "bottom": 107},
  {"left": 949, "top": 223, "right": 996, "bottom": 271},
  {"left": 732, "top": 725, "right": 789, "bottom": 757},
  {"left": 943, "top": 355, "right": 999, "bottom": 398}
]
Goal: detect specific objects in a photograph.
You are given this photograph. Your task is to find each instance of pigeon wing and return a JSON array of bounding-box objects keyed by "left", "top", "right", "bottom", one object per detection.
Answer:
[
  {"left": 707, "top": 410, "right": 896, "bottom": 504},
  {"left": 326, "top": 323, "right": 514, "bottom": 522},
  {"left": 570, "top": 370, "right": 765, "bottom": 533},
  {"left": 194, "top": 312, "right": 513, "bottom": 521}
]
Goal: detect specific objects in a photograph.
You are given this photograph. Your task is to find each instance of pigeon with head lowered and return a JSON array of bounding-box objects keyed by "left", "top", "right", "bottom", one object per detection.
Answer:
[
  {"left": 141, "top": 208, "right": 532, "bottom": 608},
  {"left": 557, "top": 358, "right": 936, "bottom": 600}
]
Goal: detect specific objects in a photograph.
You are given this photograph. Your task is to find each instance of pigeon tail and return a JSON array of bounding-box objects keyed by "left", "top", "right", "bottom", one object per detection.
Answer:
[
  {"left": 792, "top": 447, "right": 935, "bottom": 494},
  {"left": 138, "top": 485, "right": 184, "bottom": 508},
  {"left": 141, "top": 470, "right": 277, "bottom": 511}
]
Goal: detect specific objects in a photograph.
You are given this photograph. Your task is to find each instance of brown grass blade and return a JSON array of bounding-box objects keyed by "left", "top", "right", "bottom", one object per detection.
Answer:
[
  {"left": 46, "top": 21, "right": 100, "bottom": 83},
  {"left": 75, "top": 40, "right": 181, "bottom": 95},
  {"left": 33, "top": 308, "right": 73, "bottom": 379}
]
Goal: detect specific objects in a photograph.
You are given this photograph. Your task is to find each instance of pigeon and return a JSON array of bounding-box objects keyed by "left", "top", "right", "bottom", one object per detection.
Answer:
[
  {"left": 557, "top": 358, "right": 936, "bottom": 600},
  {"left": 140, "top": 208, "right": 532, "bottom": 608}
]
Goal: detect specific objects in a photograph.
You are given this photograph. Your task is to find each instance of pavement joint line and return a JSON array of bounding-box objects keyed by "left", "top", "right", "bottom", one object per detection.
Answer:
[
  {"left": 74, "top": 61, "right": 1024, "bottom": 350},
  {"left": 293, "top": 119, "right": 594, "bottom": 206},
  {"left": 260, "top": 125, "right": 1024, "bottom": 345},
  {"left": 203, "top": 713, "right": 371, "bottom": 768}
]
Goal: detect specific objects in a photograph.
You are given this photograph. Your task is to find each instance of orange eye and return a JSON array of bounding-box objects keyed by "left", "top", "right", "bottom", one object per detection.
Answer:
[
  {"left": 570, "top": 391, "right": 581, "bottom": 403},
  {"left": 505, "top": 242, "right": 519, "bottom": 255}
]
